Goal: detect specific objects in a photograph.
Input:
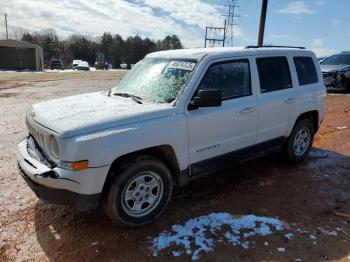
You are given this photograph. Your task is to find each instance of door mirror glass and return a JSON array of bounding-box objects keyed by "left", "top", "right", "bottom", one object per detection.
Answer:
[{"left": 192, "top": 89, "right": 222, "bottom": 107}]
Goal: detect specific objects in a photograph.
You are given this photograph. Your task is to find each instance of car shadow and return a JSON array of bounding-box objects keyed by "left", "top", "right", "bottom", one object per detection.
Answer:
[{"left": 34, "top": 148, "right": 350, "bottom": 261}]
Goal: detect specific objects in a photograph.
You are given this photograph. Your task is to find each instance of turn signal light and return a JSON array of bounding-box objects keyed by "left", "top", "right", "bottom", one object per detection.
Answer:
[{"left": 71, "top": 160, "right": 89, "bottom": 171}]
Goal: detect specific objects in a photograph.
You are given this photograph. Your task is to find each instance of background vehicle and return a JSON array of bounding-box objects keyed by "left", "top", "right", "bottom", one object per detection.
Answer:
[
  {"left": 120, "top": 63, "right": 128, "bottom": 69},
  {"left": 75, "top": 61, "right": 90, "bottom": 71},
  {"left": 50, "top": 59, "right": 64, "bottom": 70},
  {"left": 17, "top": 47, "right": 325, "bottom": 227},
  {"left": 95, "top": 53, "right": 108, "bottom": 70},
  {"left": 320, "top": 51, "right": 350, "bottom": 91},
  {"left": 72, "top": 59, "right": 82, "bottom": 70}
]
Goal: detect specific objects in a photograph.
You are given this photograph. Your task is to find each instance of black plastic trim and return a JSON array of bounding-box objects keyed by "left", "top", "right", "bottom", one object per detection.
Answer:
[
  {"left": 18, "top": 165, "right": 100, "bottom": 210},
  {"left": 176, "top": 136, "right": 286, "bottom": 186}
]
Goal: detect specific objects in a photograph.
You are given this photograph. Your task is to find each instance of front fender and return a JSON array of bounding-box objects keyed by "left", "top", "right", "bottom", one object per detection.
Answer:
[{"left": 60, "top": 114, "right": 189, "bottom": 170}]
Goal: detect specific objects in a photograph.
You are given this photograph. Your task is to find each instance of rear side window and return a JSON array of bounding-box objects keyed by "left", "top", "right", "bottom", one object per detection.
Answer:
[
  {"left": 293, "top": 57, "right": 318, "bottom": 85},
  {"left": 256, "top": 57, "right": 292, "bottom": 93},
  {"left": 198, "top": 59, "right": 251, "bottom": 100}
]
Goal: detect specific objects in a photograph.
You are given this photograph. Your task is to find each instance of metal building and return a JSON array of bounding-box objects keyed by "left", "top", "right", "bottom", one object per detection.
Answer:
[{"left": 0, "top": 39, "right": 44, "bottom": 71}]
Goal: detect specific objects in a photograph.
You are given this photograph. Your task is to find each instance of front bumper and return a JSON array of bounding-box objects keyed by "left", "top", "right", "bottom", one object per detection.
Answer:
[
  {"left": 16, "top": 137, "right": 109, "bottom": 210},
  {"left": 323, "top": 76, "right": 347, "bottom": 91}
]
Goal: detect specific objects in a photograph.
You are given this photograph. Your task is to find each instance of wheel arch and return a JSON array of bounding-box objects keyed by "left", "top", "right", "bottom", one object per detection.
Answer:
[
  {"left": 101, "top": 145, "right": 180, "bottom": 196},
  {"left": 292, "top": 110, "right": 319, "bottom": 134}
]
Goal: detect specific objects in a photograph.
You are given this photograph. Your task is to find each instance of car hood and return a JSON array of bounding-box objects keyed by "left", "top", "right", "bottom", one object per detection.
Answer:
[
  {"left": 320, "top": 64, "right": 350, "bottom": 73},
  {"left": 29, "top": 91, "right": 175, "bottom": 139}
]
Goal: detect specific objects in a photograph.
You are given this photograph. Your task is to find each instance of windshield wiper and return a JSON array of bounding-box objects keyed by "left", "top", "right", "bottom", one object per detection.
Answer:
[{"left": 113, "top": 92, "right": 142, "bottom": 104}]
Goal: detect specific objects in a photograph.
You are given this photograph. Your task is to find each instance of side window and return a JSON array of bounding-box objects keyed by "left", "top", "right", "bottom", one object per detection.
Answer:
[
  {"left": 293, "top": 56, "right": 318, "bottom": 85},
  {"left": 256, "top": 57, "right": 292, "bottom": 93},
  {"left": 198, "top": 59, "right": 251, "bottom": 100}
]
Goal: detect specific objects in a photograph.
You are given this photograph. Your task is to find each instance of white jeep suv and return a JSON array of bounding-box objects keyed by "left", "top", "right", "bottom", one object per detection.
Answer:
[{"left": 17, "top": 47, "right": 326, "bottom": 226}]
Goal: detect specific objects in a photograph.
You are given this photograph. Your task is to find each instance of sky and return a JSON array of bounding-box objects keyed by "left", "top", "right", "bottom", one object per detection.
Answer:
[{"left": 0, "top": 0, "right": 349, "bottom": 57}]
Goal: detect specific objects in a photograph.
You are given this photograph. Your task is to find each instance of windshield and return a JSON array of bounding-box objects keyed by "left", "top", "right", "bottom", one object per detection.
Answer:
[
  {"left": 111, "top": 58, "right": 197, "bottom": 103},
  {"left": 321, "top": 54, "right": 350, "bottom": 65}
]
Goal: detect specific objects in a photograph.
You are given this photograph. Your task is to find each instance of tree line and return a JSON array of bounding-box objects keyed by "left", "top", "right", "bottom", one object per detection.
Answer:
[{"left": 20, "top": 30, "right": 183, "bottom": 68}]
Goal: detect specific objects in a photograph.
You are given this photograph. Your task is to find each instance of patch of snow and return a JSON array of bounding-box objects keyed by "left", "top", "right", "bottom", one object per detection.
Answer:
[
  {"left": 308, "top": 149, "right": 329, "bottom": 158},
  {"left": 31, "top": 91, "right": 173, "bottom": 138},
  {"left": 306, "top": 148, "right": 347, "bottom": 169},
  {"left": 277, "top": 247, "right": 285, "bottom": 252},
  {"left": 45, "top": 69, "right": 75, "bottom": 73},
  {"left": 327, "top": 230, "right": 337, "bottom": 236},
  {"left": 172, "top": 250, "right": 182, "bottom": 257},
  {"left": 328, "top": 93, "right": 350, "bottom": 97},
  {"left": 318, "top": 227, "right": 338, "bottom": 236},
  {"left": 296, "top": 228, "right": 307, "bottom": 234},
  {"left": 309, "top": 234, "right": 316, "bottom": 240},
  {"left": 336, "top": 126, "right": 347, "bottom": 130},
  {"left": 335, "top": 227, "right": 346, "bottom": 235},
  {"left": 285, "top": 233, "right": 294, "bottom": 240},
  {"left": 151, "top": 213, "right": 283, "bottom": 261}
]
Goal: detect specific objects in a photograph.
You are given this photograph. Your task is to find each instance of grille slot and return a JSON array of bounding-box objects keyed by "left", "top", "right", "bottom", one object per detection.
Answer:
[
  {"left": 322, "top": 72, "right": 334, "bottom": 78},
  {"left": 26, "top": 119, "right": 46, "bottom": 153}
]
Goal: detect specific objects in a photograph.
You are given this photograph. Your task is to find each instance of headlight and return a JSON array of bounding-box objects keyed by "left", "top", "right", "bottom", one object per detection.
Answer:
[{"left": 49, "top": 135, "right": 59, "bottom": 159}]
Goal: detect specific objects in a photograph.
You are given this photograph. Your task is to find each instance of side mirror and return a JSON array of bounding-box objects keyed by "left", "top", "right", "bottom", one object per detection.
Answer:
[{"left": 192, "top": 89, "right": 222, "bottom": 108}]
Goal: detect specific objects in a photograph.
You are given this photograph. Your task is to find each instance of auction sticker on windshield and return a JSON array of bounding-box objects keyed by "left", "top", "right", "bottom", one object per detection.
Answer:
[{"left": 168, "top": 61, "right": 196, "bottom": 71}]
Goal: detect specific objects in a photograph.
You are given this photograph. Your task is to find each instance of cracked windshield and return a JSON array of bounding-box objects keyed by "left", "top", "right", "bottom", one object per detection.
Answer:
[{"left": 112, "top": 58, "right": 196, "bottom": 103}]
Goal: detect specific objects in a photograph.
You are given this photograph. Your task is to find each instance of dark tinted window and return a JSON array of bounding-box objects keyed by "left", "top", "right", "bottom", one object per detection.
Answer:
[
  {"left": 198, "top": 60, "right": 251, "bottom": 99},
  {"left": 294, "top": 57, "right": 318, "bottom": 85},
  {"left": 257, "top": 57, "right": 292, "bottom": 93}
]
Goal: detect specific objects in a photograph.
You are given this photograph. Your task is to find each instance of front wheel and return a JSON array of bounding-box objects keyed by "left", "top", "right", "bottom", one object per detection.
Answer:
[
  {"left": 286, "top": 118, "right": 314, "bottom": 163},
  {"left": 103, "top": 155, "right": 173, "bottom": 227}
]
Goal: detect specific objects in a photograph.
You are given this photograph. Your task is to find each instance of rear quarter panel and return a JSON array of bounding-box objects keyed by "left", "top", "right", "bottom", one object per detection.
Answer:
[{"left": 286, "top": 51, "right": 326, "bottom": 135}]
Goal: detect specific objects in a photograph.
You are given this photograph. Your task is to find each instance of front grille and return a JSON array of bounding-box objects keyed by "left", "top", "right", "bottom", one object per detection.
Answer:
[
  {"left": 26, "top": 120, "right": 46, "bottom": 156},
  {"left": 26, "top": 119, "right": 47, "bottom": 153}
]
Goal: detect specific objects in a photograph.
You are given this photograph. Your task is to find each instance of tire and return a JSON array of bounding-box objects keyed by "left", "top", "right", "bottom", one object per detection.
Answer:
[
  {"left": 345, "top": 80, "right": 350, "bottom": 93},
  {"left": 103, "top": 155, "right": 173, "bottom": 227},
  {"left": 286, "top": 118, "right": 314, "bottom": 163}
]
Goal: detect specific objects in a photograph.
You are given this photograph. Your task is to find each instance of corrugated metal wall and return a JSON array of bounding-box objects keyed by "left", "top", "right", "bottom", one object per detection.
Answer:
[{"left": 0, "top": 46, "right": 36, "bottom": 70}]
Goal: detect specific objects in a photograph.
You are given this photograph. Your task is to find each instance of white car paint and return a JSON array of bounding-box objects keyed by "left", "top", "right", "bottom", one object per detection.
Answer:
[{"left": 17, "top": 47, "right": 326, "bottom": 197}]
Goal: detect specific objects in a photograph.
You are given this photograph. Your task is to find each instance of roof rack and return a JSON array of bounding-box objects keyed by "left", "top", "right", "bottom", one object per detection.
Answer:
[{"left": 245, "top": 45, "right": 306, "bottom": 49}]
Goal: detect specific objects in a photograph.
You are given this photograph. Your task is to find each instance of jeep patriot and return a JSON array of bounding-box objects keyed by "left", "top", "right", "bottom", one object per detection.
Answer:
[{"left": 17, "top": 46, "right": 326, "bottom": 226}]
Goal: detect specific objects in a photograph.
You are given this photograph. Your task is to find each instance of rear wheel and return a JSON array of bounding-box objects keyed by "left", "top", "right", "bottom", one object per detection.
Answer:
[
  {"left": 286, "top": 118, "right": 314, "bottom": 162},
  {"left": 103, "top": 155, "right": 173, "bottom": 227}
]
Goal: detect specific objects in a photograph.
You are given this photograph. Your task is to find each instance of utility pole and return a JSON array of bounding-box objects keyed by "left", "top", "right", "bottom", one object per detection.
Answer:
[
  {"left": 258, "top": 0, "right": 268, "bottom": 47},
  {"left": 4, "top": 13, "right": 8, "bottom": 39}
]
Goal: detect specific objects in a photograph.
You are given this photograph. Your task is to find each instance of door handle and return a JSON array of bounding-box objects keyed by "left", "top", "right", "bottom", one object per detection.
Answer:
[
  {"left": 285, "top": 97, "right": 297, "bottom": 103},
  {"left": 239, "top": 107, "right": 256, "bottom": 114}
]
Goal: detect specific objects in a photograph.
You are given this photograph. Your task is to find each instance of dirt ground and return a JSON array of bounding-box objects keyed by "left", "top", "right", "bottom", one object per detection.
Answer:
[{"left": 1, "top": 70, "right": 350, "bottom": 262}]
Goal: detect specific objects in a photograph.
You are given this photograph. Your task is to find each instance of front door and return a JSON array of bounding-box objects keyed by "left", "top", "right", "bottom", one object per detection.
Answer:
[{"left": 186, "top": 58, "right": 258, "bottom": 173}]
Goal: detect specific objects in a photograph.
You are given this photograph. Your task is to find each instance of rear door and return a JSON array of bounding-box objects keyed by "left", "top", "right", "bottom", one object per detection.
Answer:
[{"left": 255, "top": 56, "right": 298, "bottom": 143}]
